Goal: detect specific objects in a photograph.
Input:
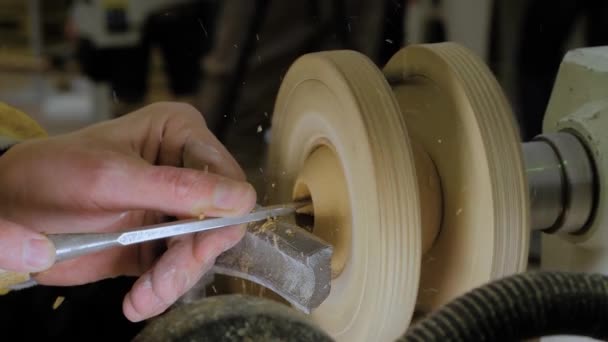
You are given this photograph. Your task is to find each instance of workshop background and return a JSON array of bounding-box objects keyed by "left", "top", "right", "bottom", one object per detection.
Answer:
[{"left": 0, "top": 0, "right": 606, "bottom": 340}]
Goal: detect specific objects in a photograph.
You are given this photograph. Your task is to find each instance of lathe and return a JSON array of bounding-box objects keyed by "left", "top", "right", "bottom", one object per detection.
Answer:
[{"left": 106, "top": 43, "right": 608, "bottom": 341}]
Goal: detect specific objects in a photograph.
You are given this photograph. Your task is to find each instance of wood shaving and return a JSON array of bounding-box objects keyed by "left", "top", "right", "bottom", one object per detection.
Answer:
[
  {"left": 253, "top": 217, "right": 277, "bottom": 235},
  {"left": 52, "top": 296, "right": 65, "bottom": 310},
  {"left": 238, "top": 255, "right": 252, "bottom": 273},
  {"left": 272, "top": 234, "right": 279, "bottom": 249}
]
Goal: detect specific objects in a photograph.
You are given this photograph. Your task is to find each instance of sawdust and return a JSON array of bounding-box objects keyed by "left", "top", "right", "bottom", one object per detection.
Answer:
[
  {"left": 272, "top": 234, "right": 278, "bottom": 249},
  {"left": 238, "top": 254, "right": 252, "bottom": 274},
  {"left": 251, "top": 217, "right": 277, "bottom": 235},
  {"left": 52, "top": 296, "right": 65, "bottom": 310}
]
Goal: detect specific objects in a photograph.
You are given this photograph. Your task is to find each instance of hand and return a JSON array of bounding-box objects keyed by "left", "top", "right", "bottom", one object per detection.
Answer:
[{"left": 0, "top": 102, "right": 256, "bottom": 322}]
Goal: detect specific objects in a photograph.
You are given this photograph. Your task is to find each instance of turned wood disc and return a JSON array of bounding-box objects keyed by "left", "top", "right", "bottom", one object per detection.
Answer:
[
  {"left": 383, "top": 42, "right": 530, "bottom": 313},
  {"left": 219, "top": 42, "right": 529, "bottom": 341},
  {"left": 265, "top": 50, "right": 422, "bottom": 341}
]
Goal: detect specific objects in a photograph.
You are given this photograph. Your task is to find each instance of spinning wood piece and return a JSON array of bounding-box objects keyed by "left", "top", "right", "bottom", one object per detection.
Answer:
[
  {"left": 383, "top": 43, "right": 529, "bottom": 313},
  {"left": 266, "top": 50, "right": 422, "bottom": 341},
  {"left": 247, "top": 42, "right": 529, "bottom": 341}
]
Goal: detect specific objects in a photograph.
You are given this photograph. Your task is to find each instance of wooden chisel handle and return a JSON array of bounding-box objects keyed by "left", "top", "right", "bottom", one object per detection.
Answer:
[{"left": 0, "top": 269, "right": 31, "bottom": 294}]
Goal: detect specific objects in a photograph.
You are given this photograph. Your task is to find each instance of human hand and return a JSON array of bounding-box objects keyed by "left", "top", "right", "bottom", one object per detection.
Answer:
[{"left": 0, "top": 102, "right": 256, "bottom": 321}]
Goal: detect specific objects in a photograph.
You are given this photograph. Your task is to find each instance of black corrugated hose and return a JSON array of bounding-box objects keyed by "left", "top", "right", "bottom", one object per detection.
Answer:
[{"left": 400, "top": 271, "right": 608, "bottom": 341}]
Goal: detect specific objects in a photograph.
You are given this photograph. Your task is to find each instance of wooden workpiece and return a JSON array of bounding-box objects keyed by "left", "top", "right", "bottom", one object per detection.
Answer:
[
  {"left": 383, "top": 43, "right": 529, "bottom": 314},
  {"left": 266, "top": 49, "right": 422, "bottom": 341},
  {"left": 226, "top": 42, "right": 530, "bottom": 340}
]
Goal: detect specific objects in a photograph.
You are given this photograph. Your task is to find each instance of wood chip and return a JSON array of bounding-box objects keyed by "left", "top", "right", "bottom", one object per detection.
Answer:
[{"left": 52, "top": 296, "right": 65, "bottom": 310}]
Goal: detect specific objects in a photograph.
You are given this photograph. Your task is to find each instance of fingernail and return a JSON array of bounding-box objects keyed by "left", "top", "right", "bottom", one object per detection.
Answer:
[
  {"left": 23, "top": 238, "right": 54, "bottom": 271},
  {"left": 213, "top": 180, "right": 252, "bottom": 211}
]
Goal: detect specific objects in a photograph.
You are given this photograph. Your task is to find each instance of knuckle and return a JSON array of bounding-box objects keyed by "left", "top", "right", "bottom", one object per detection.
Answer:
[
  {"left": 172, "top": 103, "right": 206, "bottom": 126},
  {"left": 146, "top": 101, "right": 177, "bottom": 112},
  {"left": 154, "top": 167, "right": 212, "bottom": 201},
  {"left": 173, "top": 102, "right": 200, "bottom": 116},
  {"left": 149, "top": 102, "right": 207, "bottom": 128},
  {"left": 84, "top": 154, "right": 124, "bottom": 199},
  {"left": 155, "top": 101, "right": 201, "bottom": 117}
]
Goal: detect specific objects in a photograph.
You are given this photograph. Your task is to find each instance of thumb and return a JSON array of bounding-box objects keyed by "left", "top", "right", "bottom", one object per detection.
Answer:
[{"left": 0, "top": 218, "right": 55, "bottom": 272}]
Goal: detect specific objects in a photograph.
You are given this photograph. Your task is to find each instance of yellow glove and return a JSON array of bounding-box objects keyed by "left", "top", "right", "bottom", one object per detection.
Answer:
[{"left": 0, "top": 102, "right": 47, "bottom": 146}]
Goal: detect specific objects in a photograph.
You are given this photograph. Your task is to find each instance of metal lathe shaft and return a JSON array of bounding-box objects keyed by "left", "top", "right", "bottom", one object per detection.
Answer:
[{"left": 523, "top": 132, "right": 595, "bottom": 234}]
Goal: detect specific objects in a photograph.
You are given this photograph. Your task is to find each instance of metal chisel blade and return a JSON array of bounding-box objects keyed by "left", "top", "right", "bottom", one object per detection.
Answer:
[{"left": 116, "top": 201, "right": 310, "bottom": 246}]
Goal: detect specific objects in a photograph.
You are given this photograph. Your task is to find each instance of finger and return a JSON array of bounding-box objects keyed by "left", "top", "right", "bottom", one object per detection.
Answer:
[
  {"left": 181, "top": 128, "right": 246, "bottom": 181},
  {"left": 31, "top": 212, "right": 163, "bottom": 285},
  {"left": 89, "top": 161, "right": 256, "bottom": 218},
  {"left": 0, "top": 218, "right": 55, "bottom": 272},
  {"left": 33, "top": 244, "right": 147, "bottom": 285},
  {"left": 126, "top": 102, "right": 245, "bottom": 180},
  {"left": 122, "top": 225, "right": 246, "bottom": 322},
  {"left": 162, "top": 115, "right": 245, "bottom": 180}
]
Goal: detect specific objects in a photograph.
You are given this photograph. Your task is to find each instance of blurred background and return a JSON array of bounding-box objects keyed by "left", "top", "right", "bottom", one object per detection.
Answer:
[
  {"left": 2, "top": 0, "right": 606, "bottom": 180},
  {"left": 1, "top": 0, "right": 607, "bottom": 340},
  {"left": 4, "top": 0, "right": 605, "bottom": 176}
]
